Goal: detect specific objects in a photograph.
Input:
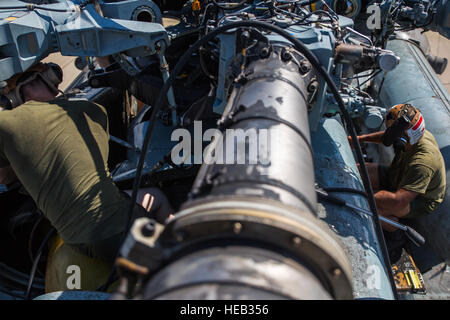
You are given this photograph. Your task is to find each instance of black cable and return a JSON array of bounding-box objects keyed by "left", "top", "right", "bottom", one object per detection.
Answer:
[
  {"left": 0, "top": 6, "right": 29, "bottom": 9},
  {"left": 199, "top": 3, "right": 215, "bottom": 27},
  {"left": 318, "top": 0, "right": 339, "bottom": 19},
  {"left": 28, "top": 215, "right": 44, "bottom": 265},
  {"left": 342, "top": 69, "right": 378, "bottom": 80},
  {"left": 322, "top": 187, "right": 368, "bottom": 198},
  {"left": 0, "top": 5, "right": 35, "bottom": 10},
  {"left": 25, "top": 228, "right": 55, "bottom": 300},
  {"left": 358, "top": 70, "right": 382, "bottom": 87},
  {"left": 199, "top": 47, "right": 217, "bottom": 81},
  {"left": 297, "top": 0, "right": 320, "bottom": 6},
  {"left": 210, "top": 0, "right": 248, "bottom": 10},
  {"left": 290, "top": 9, "right": 336, "bottom": 26},
  {"left": 100, "top": 151, "right": 177, "bottom": 293},
  {"left": 340, "top": 82, "right": 373, "bottom": 99},
  {"left": 127, "top": 20, "right": 398, "bottom": 299},
  {"left": 96, "top": 269, "right": 119, "bottom": 292},
  {"left": 273, "top": 3, "right": 334, "bottom": 26},
  {"left": 376, "top": 72, "right": 387, "bottom": 102},
  {"left": 0, "top": 4, "right": 78, "bottom": 12}
]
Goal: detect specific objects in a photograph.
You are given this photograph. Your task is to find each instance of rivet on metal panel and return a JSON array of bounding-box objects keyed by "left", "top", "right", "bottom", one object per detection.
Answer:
[
  {"left": 233, "top": 222, "right": 243, "bottom": 234},
  {"left": 332, "top": 268, "right": 342, "bottom": 277},
  {"left": 291, "top": 236, "right": 302, "bottom": 247}
]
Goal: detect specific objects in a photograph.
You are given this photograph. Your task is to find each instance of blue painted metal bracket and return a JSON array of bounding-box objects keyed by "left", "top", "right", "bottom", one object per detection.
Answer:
[{"left": 0, "top": 0, "right": 168, "bottom": 81}]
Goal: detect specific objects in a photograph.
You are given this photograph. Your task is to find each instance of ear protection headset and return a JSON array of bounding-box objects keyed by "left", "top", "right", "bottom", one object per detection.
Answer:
[
  {"left": 0, "top": 62, "right": 63, "bottom": 109},
  {"left": 382, "top": 104, "right": 425, "bottom": 151}
]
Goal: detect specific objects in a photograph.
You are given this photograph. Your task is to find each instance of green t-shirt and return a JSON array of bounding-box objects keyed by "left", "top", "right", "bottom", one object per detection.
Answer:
[
  {"left": 0, "top": 100, "right": 133, "bottom": 244},
  {"left": 389, "top": 130, "right": 446, "bottom": 215}
]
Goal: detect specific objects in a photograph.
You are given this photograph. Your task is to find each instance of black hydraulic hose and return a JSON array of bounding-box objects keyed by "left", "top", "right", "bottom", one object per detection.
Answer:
[
  {"left": 28, "top": 215, "right": 44, "bottom": 265},
  {"left": 126, "top": 20, "right": 398, "bottom": 299},
  {"left": 0, "top": 4, "right": 77, "bottom": 12},
  {"left": 322, "top": 187, "right": 368, "bottom": 199},
  {"left": 358, "top": 70, "right": 382, "bottom": 87},
  {"left": 96, "top": 269, "right": 119, "bottom": 292},
  {"left": 25, "top": 228, "right": 55, "bottom": 300},
  {"left": 317, "top": 189, "right": 426, "bottom": 247},
  {"left": 199, "top": 47, "right": 217, "bottom": 80},
  {"left": 210, "top": 0, "right": 248, "bottom": 10},
  {"left": 342, "top": 70, "right": 378, "bottom": 81},
  {"left": 297, "top": 0, "right": 320, "bottom": 6}
]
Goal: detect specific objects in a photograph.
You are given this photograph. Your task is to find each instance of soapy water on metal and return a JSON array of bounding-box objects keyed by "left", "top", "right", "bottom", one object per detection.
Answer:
[{"left": 0, "top": 0, "right": 449, "bottom": 300}]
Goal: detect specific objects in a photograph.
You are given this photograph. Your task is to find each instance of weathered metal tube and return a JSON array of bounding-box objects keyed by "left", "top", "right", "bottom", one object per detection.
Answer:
[
  {"left": 192, "top": 51, "right": 317, "bottom": 214},
  {"left": 143, "top": 51, "right": 353, "bottom": 300},
  {"left": 312, "top": 117, "right": 395, "bottom": 299}
]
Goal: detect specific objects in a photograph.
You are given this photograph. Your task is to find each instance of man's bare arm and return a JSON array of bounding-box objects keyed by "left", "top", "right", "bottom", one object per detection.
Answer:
[
  {"left": 349, "top": 131, "right": 385, "bottom": 147},
  {"left": 358, "top": 131, "right": 385, "bottom": 144},
  {"left": 374, "top": 188, "right": 418, "bottom": 218}
]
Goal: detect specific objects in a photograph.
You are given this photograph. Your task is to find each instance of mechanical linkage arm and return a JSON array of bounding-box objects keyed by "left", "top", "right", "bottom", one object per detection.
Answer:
[{"left": 0, "top": 0, "right": 168, "bottom": 82}]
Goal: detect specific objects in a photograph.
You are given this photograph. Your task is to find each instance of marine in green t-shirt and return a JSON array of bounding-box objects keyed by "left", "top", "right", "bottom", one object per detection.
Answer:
[
  {"left": 0, "top": 63, "right": 172, "bottom": 262},
  {"left": 0, "top": 99, "right": 145, "bottom": 244},
  {"left": 386, "top": 129, "right": 446, "bottom": 218},
  {"left": 354, "top": 103, "right": 446, "bottom": 228}
]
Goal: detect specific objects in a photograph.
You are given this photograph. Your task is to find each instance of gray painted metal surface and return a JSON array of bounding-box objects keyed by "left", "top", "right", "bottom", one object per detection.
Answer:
[
  {"left": 0, "top": 0, "right": 168, "bottom": 81},
  {"left": 312, "top": 117, "right": 394, "bottom": 299},
  {"left": 139, "top": 53, "right": 354, "bottom": 300}
]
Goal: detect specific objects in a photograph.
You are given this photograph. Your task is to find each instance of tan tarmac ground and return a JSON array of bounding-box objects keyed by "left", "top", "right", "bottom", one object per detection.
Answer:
[
  {"left": 42, "top": 53, "right": 78, "bottom": 92},
  {"left": 424, "top": 31, "right": 450, "bottom": 93}
]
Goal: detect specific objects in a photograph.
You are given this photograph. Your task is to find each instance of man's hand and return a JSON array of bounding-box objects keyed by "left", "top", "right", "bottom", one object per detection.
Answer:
[
  {"left": 348, "top": 135, "right": 360, "bottom": 149},
  {"left": 374, "top": 188, "right": 418, "bottom": 219},
  {"left": 348, "top": 131, "right": 386, "bottom": 148},
  {"left": 125, "top": 187, "right": 174, "bottom": 224}
]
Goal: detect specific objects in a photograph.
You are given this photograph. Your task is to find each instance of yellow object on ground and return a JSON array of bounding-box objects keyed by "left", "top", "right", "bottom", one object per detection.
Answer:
[
  {"left": 45, "top": 235, "right": 118, "bottom": 293},
  {"left": 392, "top": 250, "right": 426, "bottom": 294}
]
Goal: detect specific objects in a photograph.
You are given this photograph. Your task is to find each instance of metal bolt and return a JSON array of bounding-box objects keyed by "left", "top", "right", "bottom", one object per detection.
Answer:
[
  {"left": 281, "top": 49, "right": 291, "bottom": 62},
  {"left": 233, "top": 222, "right": 243, "bottom": 234},
  {"left": 291, "top": 236, "right": 302, "bottom": 247},
  {"left": 332, "top": 268, "right": 342, "bottom": 277},
  {"left": 241, "top": 31, "right": 250, "bottom": 42},
  {"left": 307, "top": 80, "right": 319, "bottom": 93},
  {"left": 299, "top": 60, "right": 311, "bottom": 74},
  {"left": 74, "top": 57, "right": 87, "bottom": 71},
  {"left": 260, "top": 47, "right": 270, "bottom": 59},
  {"left": 155, "top": 41, "right": 164, "bottom": 52},
  {"left": 141, "top": 222, "right": 155, "bottom": 237}
]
